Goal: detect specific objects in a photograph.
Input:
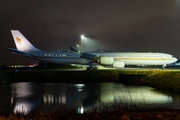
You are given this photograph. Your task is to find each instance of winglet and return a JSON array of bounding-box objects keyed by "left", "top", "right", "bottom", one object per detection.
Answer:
[
  {"left": 11, "top": 30, "right": 41, "bottom": 52},
  {"left": 69, "top": 46, "right": 80, "bottom": 53}
]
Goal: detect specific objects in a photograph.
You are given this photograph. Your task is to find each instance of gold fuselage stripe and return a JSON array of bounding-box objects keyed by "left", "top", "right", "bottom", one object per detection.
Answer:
[{"left": 114, "top": 58, "right": 173, "bottom": 60}]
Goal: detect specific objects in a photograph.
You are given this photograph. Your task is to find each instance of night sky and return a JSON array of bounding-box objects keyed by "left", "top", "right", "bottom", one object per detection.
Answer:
[{"left": 1, "top": 0, "right": 180, "bottom": 64}]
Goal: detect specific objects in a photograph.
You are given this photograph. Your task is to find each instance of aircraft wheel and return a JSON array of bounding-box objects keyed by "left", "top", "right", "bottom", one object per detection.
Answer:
[
  {"left": 93, "top": 67, "right": 98, "bottom": 70},
  {"left": 87, "top": 67, "right": 98, "bottom": 70}
]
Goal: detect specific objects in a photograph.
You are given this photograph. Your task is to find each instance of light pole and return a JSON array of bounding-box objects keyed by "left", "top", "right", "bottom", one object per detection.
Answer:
[
  {"left": 76, "top": 44, "right": 81, "bottom": 51},
  {"left": 81, "top": 35, "right": 85, "bottom": 51}
]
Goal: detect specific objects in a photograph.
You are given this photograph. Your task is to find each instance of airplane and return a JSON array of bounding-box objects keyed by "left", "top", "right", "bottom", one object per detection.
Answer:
[
  {"left": 6, "top": 30, "right": 90, "bottom": 67},
  {"left": 70, "top": 46, "right": 178, "bottom": 70},
  {"left": 7, "top": 30, "right": 178, "bottom": 70}
]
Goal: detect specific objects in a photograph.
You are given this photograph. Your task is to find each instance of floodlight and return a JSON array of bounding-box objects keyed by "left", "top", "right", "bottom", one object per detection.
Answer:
[{"left": 81, "top": 35, "right": 85, "bottom": 39}]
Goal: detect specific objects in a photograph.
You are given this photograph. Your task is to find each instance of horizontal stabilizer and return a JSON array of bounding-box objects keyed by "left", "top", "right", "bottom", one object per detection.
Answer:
[{"left": 6, "top": 48, "right": 30, "bottom": 55}]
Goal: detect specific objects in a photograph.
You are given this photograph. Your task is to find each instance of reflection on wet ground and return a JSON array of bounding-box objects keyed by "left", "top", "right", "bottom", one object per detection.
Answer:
[{"left": 0, "top": 82, "right": 180, "bottom": 115}]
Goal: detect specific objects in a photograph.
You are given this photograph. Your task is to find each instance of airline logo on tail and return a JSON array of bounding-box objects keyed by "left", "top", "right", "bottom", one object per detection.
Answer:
[{"left": 16, "top": 37, "right": 22, "bottom": 44}]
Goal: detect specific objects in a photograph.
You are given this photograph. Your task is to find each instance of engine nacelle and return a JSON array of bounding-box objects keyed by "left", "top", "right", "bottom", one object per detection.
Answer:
[
  {"left": 97, "top": 57, "right": 125, "bottom": 68},
  {"left": 113, "top": 61, "right": 125, "bottom": 68},
  {"left": 97, "top": 57, "right": 114, "bottom": 65}
]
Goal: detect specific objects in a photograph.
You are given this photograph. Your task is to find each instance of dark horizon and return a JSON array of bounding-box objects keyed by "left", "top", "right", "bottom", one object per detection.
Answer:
[{"left": 1, "top": 0, "right": 180, "bottom": 64}]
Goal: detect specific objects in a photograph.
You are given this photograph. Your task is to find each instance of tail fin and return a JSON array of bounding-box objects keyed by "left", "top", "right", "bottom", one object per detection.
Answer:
[{"left": 11, "top": 30, "right": 40, "bottom": 52}]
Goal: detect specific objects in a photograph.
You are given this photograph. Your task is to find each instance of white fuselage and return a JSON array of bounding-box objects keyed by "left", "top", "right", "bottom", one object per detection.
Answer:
[{"left": 85, "top": 52, "right": 177, "bottom": 66}]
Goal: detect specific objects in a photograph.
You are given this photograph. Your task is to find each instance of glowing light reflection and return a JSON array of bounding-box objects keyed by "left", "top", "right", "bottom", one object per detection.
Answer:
[
  {"left": 78, "top": 106, "right": 84, "bottom": 114},
  {"left": 100, "top": 83, "right": 172, "bottom": 104},
  {"left": 43, "top": 94, "right": 66, "bottom": 104},
  {"left": 14, "top": 102, "right": 31, "bottom": 115},
  {"left": 9, "top": 82, "right": 175, "bottom": 115}
]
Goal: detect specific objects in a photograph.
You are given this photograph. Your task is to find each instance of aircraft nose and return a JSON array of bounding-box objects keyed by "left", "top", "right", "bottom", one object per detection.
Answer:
[{"left": 174, "top": 57, "right": 178, "bottom": 62}]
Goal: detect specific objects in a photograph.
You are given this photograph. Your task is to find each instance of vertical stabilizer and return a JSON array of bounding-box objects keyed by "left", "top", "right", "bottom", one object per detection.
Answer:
[{"left": 11, "top": 30, "right": 40, "bottom": 52}]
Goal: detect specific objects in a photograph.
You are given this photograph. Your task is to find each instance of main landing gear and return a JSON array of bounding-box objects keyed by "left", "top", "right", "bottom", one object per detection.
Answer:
[{"left": 86, "top": 66, "right": 98, "bottom": 70}]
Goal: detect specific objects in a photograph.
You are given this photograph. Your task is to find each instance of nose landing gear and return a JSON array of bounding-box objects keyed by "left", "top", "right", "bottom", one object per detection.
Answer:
[{"left": 162, "top": 64, "right": 166, "bottom": 69}]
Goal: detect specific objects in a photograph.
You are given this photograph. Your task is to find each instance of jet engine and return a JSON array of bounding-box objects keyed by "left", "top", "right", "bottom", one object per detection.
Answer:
[
  {"left": 97, "top": 57, "right": 125, "bottom": 68},
  {"left": 97, "top": 57, "right": 114, "bottom": 65},
  {"left": 112, "top": 61, "right": 125, "bottom": 68}
]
